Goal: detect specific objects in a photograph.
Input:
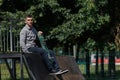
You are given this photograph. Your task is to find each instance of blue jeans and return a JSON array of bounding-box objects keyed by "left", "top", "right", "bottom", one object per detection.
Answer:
[{"left": 28, "top": 47, "right": 60, "bottom": 72}]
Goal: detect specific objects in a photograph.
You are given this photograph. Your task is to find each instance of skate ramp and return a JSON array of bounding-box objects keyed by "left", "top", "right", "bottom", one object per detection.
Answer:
[
  {"left": 56, "top": 56, "right": 85, "bottom": 80},
  {"left": 23, "top": 53, "right": 53, "bottom": 80},
  {"left": 23, "top": 53, "right": 85, "bottom": 80}
]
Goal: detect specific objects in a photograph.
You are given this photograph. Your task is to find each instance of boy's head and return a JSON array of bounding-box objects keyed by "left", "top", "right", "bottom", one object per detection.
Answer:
[{"left": 25, "top": 15, "right": 34, "bottom": 27}]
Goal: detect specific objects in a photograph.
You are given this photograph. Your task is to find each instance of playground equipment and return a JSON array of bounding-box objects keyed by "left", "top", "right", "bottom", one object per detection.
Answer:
[{"left": 0, "top": 52, "right": 85, "bottom": 80}]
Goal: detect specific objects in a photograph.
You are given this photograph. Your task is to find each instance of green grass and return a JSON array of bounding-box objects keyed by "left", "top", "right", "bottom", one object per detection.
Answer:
[
  {"left": 79, "top": 64, "right": 120, "bottom": 80},
  {"left": 0, "top": 63, "right": 29, "bottom": 80}
]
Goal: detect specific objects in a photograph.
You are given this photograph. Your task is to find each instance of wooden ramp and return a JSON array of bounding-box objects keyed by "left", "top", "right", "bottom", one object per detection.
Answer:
[
  {"left": 23, "top": 53, "right": 85, "bottom": 80},
  {"left": 56, "top": 56, "right": 85, "bottom": 80}
]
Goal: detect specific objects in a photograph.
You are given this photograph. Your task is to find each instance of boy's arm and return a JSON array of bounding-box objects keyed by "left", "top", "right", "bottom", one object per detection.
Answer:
[{"left": 20, "top": 30, "right": 28, "bottom": 52}]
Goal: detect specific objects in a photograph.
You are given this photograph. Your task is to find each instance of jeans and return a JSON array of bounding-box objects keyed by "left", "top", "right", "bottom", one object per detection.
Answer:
[{"left": 28, "top": 47, "right": 60, "bottom": 72}]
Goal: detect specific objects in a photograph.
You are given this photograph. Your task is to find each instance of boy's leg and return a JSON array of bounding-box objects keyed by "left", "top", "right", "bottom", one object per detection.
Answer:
[
  {"left": 48, "top": 50, "right": 60, "bottom": 71},
  {"left": 49, "top": 50, "right": 69, "bottom": 75},
  {"left": 28, "top": 47, "right": 68, "bottom": 74},
  {"left": 28, "top": 47, "right": 54, "bottom": 72}
]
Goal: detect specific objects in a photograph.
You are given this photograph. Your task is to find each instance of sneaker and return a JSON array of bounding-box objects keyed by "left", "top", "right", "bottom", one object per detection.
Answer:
[
  {"left": 49, "top": 70, "right": 62, "bottom": 75},
  {"left": 49, "top": 69, "right": 69, "bottom": 75},
  {"left": 61, "top": 69, "right": 69, "bottom": 74}
]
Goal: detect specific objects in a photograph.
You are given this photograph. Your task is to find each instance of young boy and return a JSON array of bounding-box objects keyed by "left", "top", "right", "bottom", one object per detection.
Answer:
[{"left": 20, "top": 15, "right": 68, "bottom": 75}]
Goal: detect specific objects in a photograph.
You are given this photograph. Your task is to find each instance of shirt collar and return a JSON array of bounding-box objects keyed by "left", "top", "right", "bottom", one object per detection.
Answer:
[{"left": 25, "top": 24, "right": 33, "bottom": 30}]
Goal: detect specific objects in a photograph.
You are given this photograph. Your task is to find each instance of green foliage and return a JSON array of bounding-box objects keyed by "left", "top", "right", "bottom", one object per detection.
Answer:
[
  {"left": 0, "top": 11, "right": 26, "bottom": 35},
  {"left": 108, "top": 42, "right": 116, "bottom": 51},
  {"left": 83, "top": 38, "right": 96, "bottom": 51},
  {"left": 48, "top": 0, "right": 110, "bottom": 49},
  {"left": 0, "top": 0, "right": 2, "bottom": 6},
  {"left": 0, "top": 0, "right": 113, "bottom": 50}
]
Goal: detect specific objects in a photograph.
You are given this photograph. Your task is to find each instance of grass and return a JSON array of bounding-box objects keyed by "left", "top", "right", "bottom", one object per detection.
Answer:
[
  {"left": 0, "top": 63, "right": 29, "bottom": 80},
  {"left": 79, "top": 64, "right": 120, "bottom": 80}
]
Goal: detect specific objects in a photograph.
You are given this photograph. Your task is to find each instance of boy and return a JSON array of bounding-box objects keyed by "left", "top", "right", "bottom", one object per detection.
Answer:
[{"left": 20, "top": 15, "right": 68, "bottom": 75}]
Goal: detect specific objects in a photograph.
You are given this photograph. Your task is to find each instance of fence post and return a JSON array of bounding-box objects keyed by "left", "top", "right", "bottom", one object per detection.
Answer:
[
  {"left": 0, "top": 25, "right": 2, "bottom": 51},
  {"left": 108, "top": 49, "right": 115, "bottom": 77},
  {"left": 10, "top": 26, "right": 13, "bottom": 52},
  {"left": 0, "top": 59, "right": 2, "bottom": 80},
  {"left": 95, "top": 48, "right": 99, "bottom": 74},
  {"left": 85, "top": 49, "right": 90, "bottom": 77},
  {"left": 100, "top": 49, "right": 104, "bottom": 77}
]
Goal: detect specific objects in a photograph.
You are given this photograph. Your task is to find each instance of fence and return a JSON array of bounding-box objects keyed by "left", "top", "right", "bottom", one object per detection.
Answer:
[
  {"left": 78, "top": 50, "right": 120, "bottom": 80},
  {"left": 0, "top": 25, "right": 21, "bottom": 52}
]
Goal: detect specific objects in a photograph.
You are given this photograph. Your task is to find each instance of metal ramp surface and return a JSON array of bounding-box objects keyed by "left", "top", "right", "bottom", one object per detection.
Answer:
[{"left": 23, "top": 53, "right": 85, "bottom": 80}]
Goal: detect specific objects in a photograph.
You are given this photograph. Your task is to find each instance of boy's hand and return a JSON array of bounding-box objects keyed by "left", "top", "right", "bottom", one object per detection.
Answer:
[{"left": 38, "top": 31, "right": 43, "bottom": 35}]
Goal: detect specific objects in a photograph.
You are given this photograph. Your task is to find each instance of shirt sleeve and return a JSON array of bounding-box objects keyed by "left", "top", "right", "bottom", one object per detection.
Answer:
[{"left": 20, "top": 29, "right": 28, "bottom": 52}]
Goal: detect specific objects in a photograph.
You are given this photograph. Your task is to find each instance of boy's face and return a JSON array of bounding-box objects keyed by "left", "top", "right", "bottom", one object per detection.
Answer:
[{"left": 25, "top": 17, "right": 33, "bottom": 27}]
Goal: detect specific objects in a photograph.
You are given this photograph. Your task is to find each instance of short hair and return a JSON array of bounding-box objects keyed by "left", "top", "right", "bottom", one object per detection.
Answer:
[{"left": 25, "top": 14, "right": 33, "bottom": 18}]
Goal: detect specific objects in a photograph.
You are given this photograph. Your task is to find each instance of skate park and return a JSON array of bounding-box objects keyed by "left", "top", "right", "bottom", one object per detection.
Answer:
[
  {"left": 0, "top": 25, "right": 85, "bottom": 80},
  {"left": 0, "top": 0, "right": 120, "bottom": 80}
]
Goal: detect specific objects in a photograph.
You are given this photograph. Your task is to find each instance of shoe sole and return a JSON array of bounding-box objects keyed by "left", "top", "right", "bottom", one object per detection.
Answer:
[{"left": 49, "top": 69, "right": 69, "bottom": 75}]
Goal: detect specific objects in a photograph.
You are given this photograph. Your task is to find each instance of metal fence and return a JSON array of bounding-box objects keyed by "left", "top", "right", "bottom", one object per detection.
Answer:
[
  {"left": 0, "top": 25, "right": 21, "bottom": 52},
  {"left": 78, "top": 50, "right": 120, "bottom": 80}
]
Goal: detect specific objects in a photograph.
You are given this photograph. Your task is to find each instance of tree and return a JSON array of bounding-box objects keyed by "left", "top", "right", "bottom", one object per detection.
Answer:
[
  {"left": 47, "top": 0, "right": 110, "bottom": 55},
  {"left": 0, "top": 0, "right": 2, "bottom": 6},
  {"left": 0, "top": 0, "right": 117, "bottom": 54}
]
